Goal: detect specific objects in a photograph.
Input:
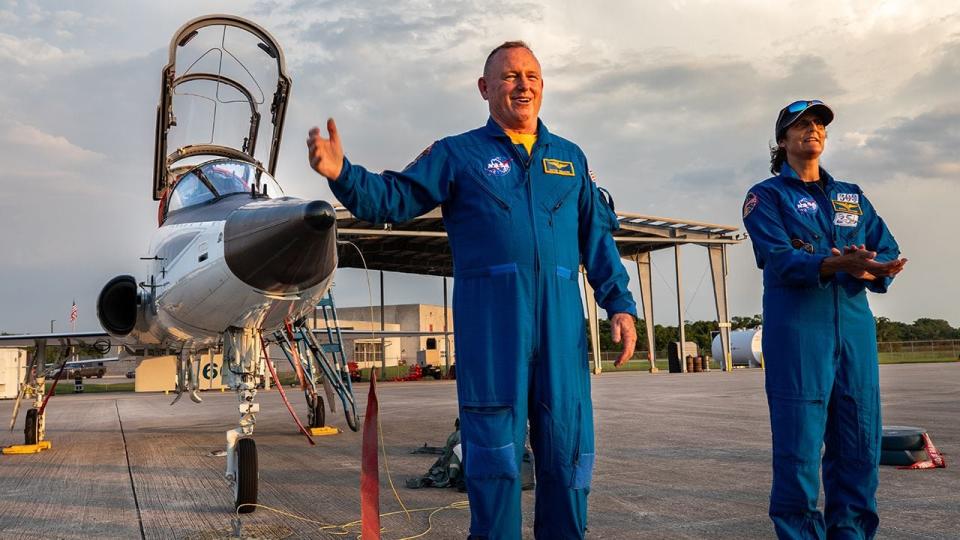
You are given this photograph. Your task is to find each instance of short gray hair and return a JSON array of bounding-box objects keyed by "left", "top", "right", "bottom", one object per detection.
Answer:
[{"left": 483, "top": 41, "right": 534, "bottom": 77}]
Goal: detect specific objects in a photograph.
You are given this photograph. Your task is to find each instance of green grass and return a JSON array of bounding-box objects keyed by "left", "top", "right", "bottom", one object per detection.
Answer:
[
  {"left": 45, "top": 381, "right": 135, "bottom": 394},
  {"left": 878, "top": 353, "right": 959, "bottom": 364},
  {"left": 38, "top": 353, "right": 959, "bottom": 394}
]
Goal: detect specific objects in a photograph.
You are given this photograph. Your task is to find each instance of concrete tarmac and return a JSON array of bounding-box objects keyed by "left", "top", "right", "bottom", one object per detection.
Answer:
[{"left": 0, "top": 363, "right": 957, "bottom": 539}]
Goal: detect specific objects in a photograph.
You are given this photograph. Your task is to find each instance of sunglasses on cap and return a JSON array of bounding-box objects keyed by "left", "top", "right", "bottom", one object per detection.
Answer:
[
  {"left": 776, "top": 99, "right": 833, "bottom": 140},
  {"left": 785, "top": 100, "right": 825, "bottom": 114}
]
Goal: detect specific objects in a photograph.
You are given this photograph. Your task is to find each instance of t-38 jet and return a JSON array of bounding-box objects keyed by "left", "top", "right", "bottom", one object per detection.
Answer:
[{"left": 1, "top": 14, "right": 362, "bottom": 513}]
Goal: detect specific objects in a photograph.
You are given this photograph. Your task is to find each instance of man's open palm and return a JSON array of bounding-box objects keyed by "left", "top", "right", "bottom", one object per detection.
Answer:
[{"left": 307, "top": 118, "right": 344, "bottom": 180}]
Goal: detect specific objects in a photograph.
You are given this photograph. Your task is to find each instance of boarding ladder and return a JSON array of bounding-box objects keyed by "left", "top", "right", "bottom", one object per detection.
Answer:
[{"left": 272, "top": 291, "right": 359, "bottom": 432}]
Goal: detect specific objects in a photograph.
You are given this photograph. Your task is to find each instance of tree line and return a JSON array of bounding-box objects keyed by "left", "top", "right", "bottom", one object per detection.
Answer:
[{"left": 591, "top": 315, "right": 960, "bottom": 356}]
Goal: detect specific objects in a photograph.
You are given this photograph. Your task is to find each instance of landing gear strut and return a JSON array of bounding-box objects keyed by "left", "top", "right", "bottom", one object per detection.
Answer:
[{"left": 223, "top": 327, "right": 263, "bottom": 513}]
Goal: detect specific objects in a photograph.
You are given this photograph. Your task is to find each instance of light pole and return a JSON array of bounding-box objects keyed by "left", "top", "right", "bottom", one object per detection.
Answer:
[{"left": 50, "top": 319, "right": 55, "bottom": 333}]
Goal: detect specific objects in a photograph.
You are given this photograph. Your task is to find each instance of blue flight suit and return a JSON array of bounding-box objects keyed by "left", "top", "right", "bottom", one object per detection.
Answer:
[
  {"left": 742, "top": 163, "right": 900, "bottom": 539},
  {"left": 329, "top": 117, "right": 636, "bottom": 539}
]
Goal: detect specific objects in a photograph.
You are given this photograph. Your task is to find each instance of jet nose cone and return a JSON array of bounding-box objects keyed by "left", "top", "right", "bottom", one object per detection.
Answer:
[
  {"left": 304, "top": 200, "right": 336, "bottom": 231},
  {"left": 224, "top": 198, "right": 338, "bottom": 294}
]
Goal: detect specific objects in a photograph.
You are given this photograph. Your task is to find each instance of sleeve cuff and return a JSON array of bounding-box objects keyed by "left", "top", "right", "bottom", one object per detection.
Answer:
[
  {"left": 866, "top": 276, "right": 893, "bottom": 294},
  {"left": 810, "top": 254, "right": 832, "bottom": 288},
  {"left": 328, "top": 156, "right": 354, "bottom": 193},
  {"left": 603, "top": 294, "right": 638, "bottom": 319}
]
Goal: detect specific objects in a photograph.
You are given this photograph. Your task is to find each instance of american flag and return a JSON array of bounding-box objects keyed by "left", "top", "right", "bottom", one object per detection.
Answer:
[{"left": 69, "top": 301, "right": 78, "bottom": 323}]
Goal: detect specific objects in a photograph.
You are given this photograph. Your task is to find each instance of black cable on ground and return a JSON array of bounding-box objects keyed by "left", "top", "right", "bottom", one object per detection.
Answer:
[{"left": 116, "top": 399, "right": 146, "bottom": 540}]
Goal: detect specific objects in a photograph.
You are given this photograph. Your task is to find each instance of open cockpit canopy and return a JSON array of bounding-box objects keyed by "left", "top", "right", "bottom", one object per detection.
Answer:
[{"left": 153, "top": 14, "right": 290, "bottom": 200}]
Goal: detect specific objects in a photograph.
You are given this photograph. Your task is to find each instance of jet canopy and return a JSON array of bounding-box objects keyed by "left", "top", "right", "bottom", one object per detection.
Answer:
[{"left": 153, "top": 14, "right": 291, "bottom": 200}]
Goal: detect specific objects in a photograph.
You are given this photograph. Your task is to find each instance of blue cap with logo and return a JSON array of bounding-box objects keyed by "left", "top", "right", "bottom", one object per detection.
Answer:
[{"left": 775, "top": 100, "right": 834, "bottom": 141}]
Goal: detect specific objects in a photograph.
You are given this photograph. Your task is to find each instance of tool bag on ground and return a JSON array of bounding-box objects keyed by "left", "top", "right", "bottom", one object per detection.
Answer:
[
  {"left": 406, "top": 419, "right": 466, "bottom": 490},
  {"left": 405, "top": 419, "right": 536, "bottom": 491}
]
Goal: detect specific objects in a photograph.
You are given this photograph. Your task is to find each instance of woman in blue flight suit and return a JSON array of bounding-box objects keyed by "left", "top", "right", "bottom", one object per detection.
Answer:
[{"left": 742, "top": 100, "right": 907, "bottom": 539}]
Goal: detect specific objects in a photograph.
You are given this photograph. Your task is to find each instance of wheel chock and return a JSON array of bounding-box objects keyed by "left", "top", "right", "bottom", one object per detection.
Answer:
[
  {"left": 3, "top": 441, "right": 52, "bottom": 455},
  {"left": 309, "top": 426, "right": 341, "bottom": 436}
]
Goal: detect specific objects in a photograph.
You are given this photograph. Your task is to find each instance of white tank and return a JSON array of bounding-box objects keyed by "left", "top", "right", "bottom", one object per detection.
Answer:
[{"left": 711, "top": 329, "right": 763, "bottom": 367}]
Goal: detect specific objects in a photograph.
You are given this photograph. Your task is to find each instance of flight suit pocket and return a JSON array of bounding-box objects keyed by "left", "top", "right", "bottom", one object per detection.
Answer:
[
  {"left": 571, "top": 453, "right": 595, "bottom": 490},
  {"left": 767, "top": 391, "right": 826, "bottom": 464},
  {"left": 466, "top": 168, "right": 515, "bottom": 210},
  {"left": 462, "top": 406, "right": 519, "bottom": 480},
  {"left": 834, "top": 389, "right": 879, "bottom": 464},
  {"left": 452, "top": 264, "right": 526, "bottom": 405}
]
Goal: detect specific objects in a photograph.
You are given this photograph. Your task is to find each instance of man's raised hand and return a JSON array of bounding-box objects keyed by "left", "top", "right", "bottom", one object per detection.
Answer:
[{"left": 307, "top": 118, "right": 344, "bottom": 181}]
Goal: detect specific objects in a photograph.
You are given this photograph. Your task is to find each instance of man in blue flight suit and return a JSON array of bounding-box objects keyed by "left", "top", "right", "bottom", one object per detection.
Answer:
[
  {"left": 306, "top": 41, "right": 637, "bottom": 539},
  {"left": 742, "top": 100, "right": 907, "bottom": 539}
]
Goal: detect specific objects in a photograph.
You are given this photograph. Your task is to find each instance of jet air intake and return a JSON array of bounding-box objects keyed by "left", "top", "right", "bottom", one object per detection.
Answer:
[
  {"left": 97, "top": 275, "right": 140, "bottom": 336},
  {"left": 224, "top": 198, "right": 338, "bottom": 294}
]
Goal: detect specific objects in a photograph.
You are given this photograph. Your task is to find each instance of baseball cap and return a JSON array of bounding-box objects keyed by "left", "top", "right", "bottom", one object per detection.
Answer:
[{"left": 775, "top": 100, "right": 834, "bottom": 141}]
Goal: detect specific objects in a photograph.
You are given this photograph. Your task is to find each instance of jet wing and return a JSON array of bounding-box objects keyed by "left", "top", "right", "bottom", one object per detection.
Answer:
[
  {"left": 0, "top": 331, "right": 114, "bottom": 348},
  {"left": 0, "top": 330, "right": 450, "bottom": 348}
]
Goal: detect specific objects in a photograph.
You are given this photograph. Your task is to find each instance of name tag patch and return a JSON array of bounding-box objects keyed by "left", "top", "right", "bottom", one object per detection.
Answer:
[
  {"left": 837, "top": 193, "right": 859, "bottom": 203},
  {"left": 832, "top": 200, "right": 863, "bottom": 215},
  {"left": 543, "top": 158, "right": 575, "bottom": 176},
  {"left": 834, "top": 213, "right": 859, "bottom": 227}
]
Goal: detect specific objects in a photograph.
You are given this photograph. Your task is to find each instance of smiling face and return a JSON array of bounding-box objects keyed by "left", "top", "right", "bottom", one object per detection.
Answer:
[
  {"left": 779, "top": 111, "right": 827, "bottom": 161},
  {"left": 478, "top": 46, "right": 543, "bottom": 134}
]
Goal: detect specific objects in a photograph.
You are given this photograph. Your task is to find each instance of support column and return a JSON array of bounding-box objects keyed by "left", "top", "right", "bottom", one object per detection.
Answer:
[
  {"left": 379, "top": 270, "right": 386, "bottom": 382},
  {"left": 581, "top": 268, "right": 602, "bottom": 375},
  {"left": 675, "top": 244, "right": 687, "bottom": 373},
  {"left": 443, "top": 276, "right": 451, "bottom": 374},
  {"left": 708, "top": 244, "right": 733, "bottom": 372},
  {"left": 634, "top": 253, "right": 658, "bottom": 373}
]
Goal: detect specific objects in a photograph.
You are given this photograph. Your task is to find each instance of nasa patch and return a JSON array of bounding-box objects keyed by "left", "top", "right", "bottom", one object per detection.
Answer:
[
  {"left": 485, "top": 156, "right": 512, "bottom": 176},
  {"left": 742, "top": 192, "right": 759, "bottom": 218},
  {"left": 796, "top": 197, "right": 819, "bottom": 215}
]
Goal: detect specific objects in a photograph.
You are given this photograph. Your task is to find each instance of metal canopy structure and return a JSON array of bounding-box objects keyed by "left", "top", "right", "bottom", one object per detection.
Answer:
[{"left": 334, "top": 206, "right": 743, "bottom": 374}]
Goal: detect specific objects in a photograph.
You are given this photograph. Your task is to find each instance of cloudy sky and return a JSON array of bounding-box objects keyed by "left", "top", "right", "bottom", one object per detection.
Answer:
[{"left": 1, "top": 0, "right": 958, "bottom": 335}]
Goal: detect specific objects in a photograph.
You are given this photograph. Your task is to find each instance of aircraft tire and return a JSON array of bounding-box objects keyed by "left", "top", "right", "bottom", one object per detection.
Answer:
[
  {"left": 24, "top": 408, "right": 39, "bottom": 445},
  {"left": 881, "top": 449, "right": 927, "bottom": 466},
  {"left": 235, "top": 438, "right": 258, "bottom": 513},
  {"left": 309, "top": 396, "right": 325, "bottom": 428},
  {"left": 882, "top": 426, "right": 925, "bottom": 451}
]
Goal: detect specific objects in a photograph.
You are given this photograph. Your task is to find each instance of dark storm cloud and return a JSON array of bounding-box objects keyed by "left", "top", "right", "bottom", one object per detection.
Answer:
[
  {"left": 542, "top": 52, "right": 845, "bottom": 215},
  {"left": 830, "top": 106, "right": 960, "bottom": 181}
]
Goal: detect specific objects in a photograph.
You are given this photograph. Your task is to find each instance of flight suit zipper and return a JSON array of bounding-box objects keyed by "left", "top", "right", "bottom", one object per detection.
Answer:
[
  {"left": 814, "top": 181, "right": 843, "bottom": 360},
  {"left": 546, "top": 182, "right": 578, "bottom": 227},
  {"left": 508, "top": 140, "right": 542, "bottom": 362}
]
